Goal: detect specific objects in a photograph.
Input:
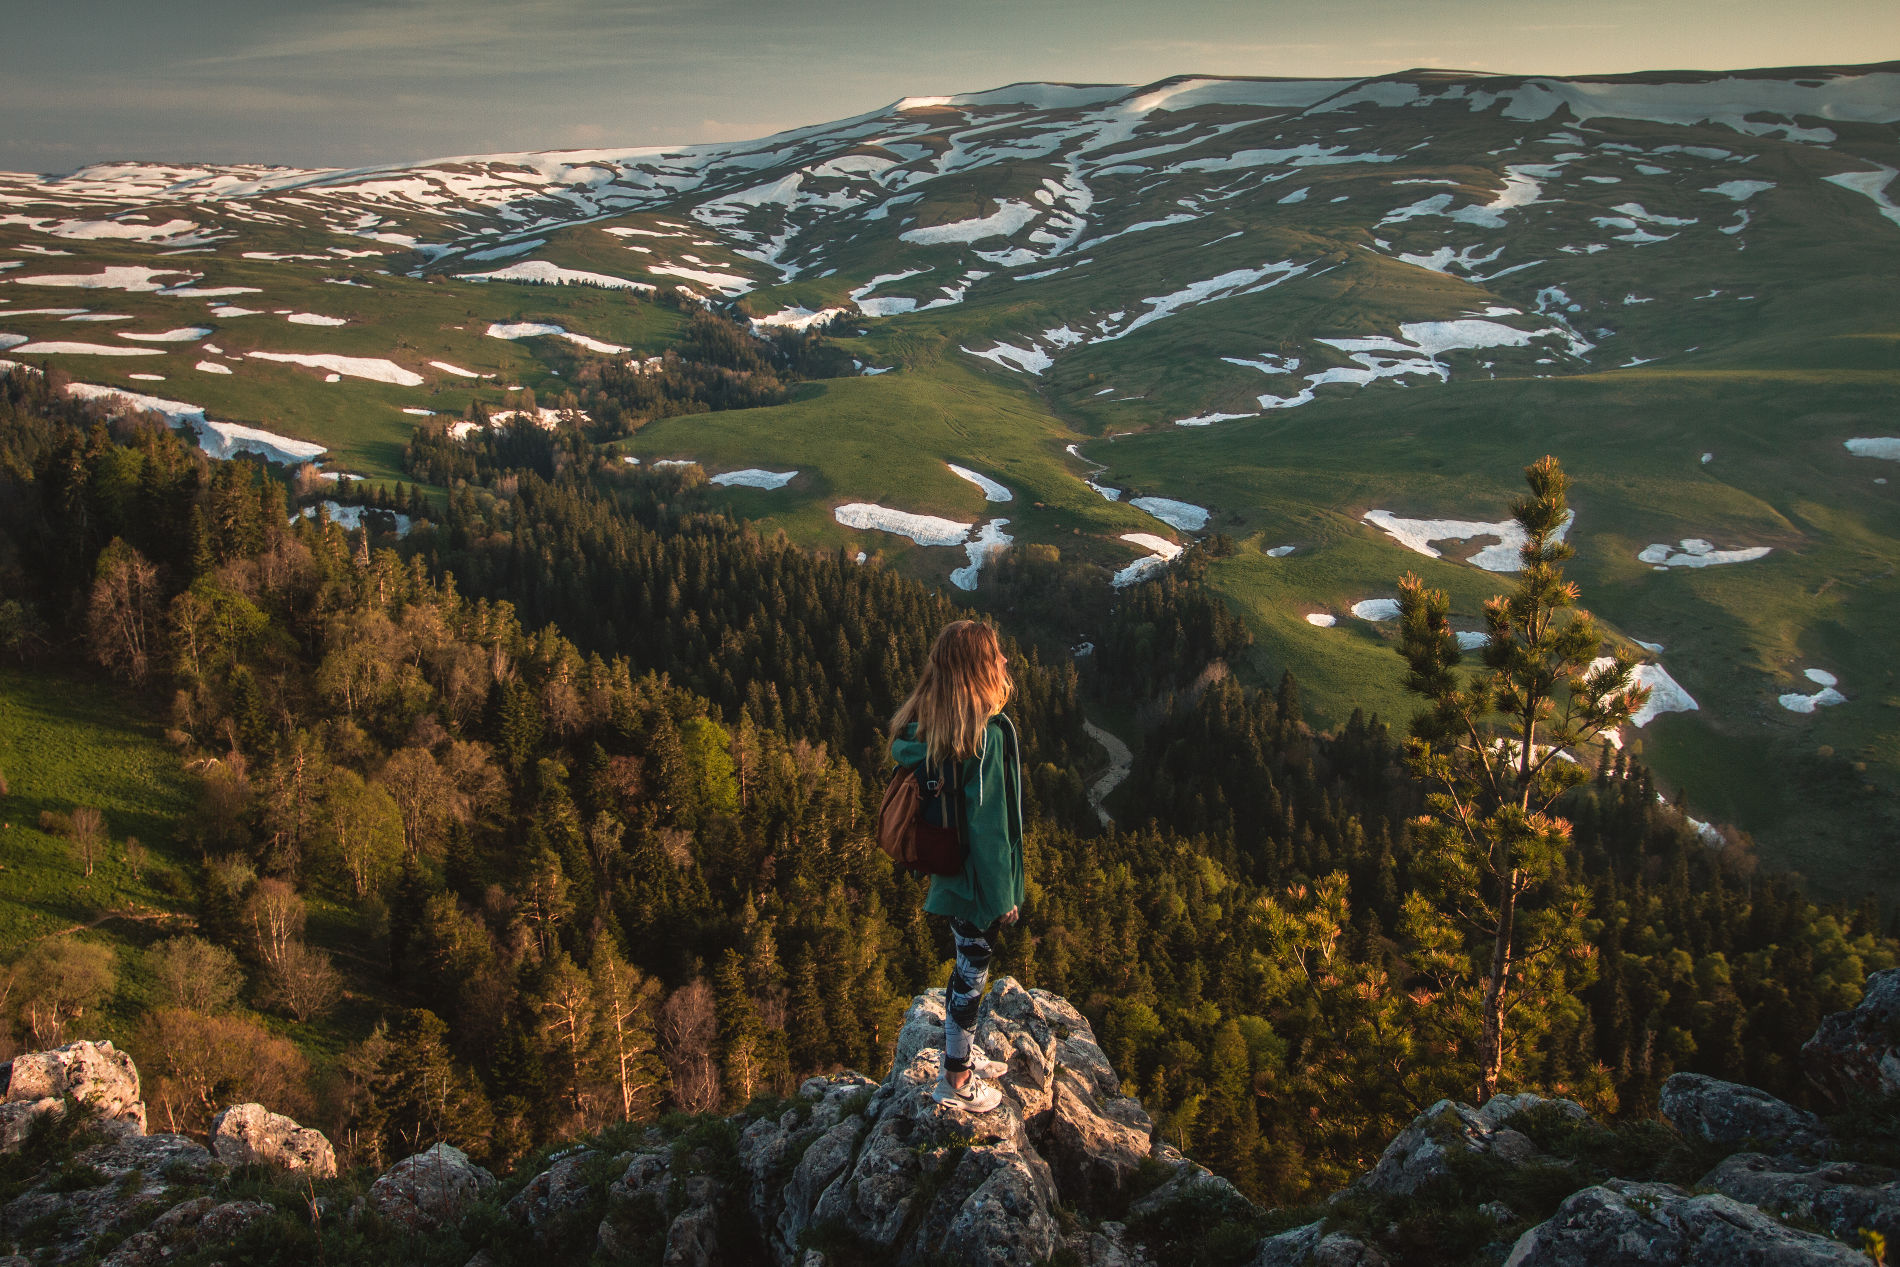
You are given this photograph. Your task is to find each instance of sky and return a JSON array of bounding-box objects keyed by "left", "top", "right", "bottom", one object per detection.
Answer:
[{"left": 2, "top": 0, "right": 1895, "bottom": 175}]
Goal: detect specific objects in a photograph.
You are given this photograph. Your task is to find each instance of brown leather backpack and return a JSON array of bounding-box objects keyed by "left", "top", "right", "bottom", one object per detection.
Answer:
[{"left": 876, "top": 760, "right": 966, "bottom": 876}]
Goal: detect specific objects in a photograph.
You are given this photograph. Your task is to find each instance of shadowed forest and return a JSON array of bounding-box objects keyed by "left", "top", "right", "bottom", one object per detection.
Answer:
[{"left": 0, "top": 361, "right": 1890, "bottom": 1206}]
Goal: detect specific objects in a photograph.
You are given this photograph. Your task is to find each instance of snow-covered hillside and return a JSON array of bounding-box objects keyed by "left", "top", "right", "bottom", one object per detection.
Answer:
[{"left": 4, "top": 64, "right": 1896, "bottom": 416}]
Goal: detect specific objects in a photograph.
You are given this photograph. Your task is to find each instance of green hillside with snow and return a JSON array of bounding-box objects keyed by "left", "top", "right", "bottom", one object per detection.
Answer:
[{"left": 3, "top": 62, "right": 1898, "bottom": 896}]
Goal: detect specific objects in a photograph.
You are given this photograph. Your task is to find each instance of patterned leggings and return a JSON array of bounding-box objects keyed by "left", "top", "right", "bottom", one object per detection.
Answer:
[{"left": 942, "top": 918, "right": 997, "bottom": 1074}]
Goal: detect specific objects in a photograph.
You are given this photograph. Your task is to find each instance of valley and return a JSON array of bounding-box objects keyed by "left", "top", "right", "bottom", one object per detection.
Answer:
[{"left": 3, "top": 62, "right": 1898, "bottom": 897}]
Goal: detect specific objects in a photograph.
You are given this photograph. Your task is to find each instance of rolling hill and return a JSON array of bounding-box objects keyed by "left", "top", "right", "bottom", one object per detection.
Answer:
[{"left": 3, "top": 61, "right": 1897, "bottom": 897}]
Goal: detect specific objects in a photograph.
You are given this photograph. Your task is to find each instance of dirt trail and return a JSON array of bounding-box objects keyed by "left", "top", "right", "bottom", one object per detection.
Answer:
[{"left": 1082, "top": 720, "right": 1132, "bottom": 827}]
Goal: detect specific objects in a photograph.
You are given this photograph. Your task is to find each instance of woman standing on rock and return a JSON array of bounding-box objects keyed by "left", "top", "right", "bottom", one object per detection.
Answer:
[{"left": 889, "top": 620, "right": 1025, "bottom": 1114}]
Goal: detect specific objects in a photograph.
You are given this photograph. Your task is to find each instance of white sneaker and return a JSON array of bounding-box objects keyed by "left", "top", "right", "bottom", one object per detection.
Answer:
[
  {"left": 931, "top": 1071, "right": 1003, "bottom": 1113},
  {"left": 969, "top": 1053, "right": 1010, "bottom": 1081}
]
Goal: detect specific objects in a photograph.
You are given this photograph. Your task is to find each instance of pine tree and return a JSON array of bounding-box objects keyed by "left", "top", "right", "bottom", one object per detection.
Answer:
[
  {"left": 787, "top": 947, "right": 828, "bottom": 1073},
  {"left": 714, "top": 946, "right": 764, "bottom": 1109},
  {"left": 373, "top": 1009, "right": 494, "bottom": 1161},
  {"left": 1394, "top": 456, "right": 1642, "bottom": 1103},
  {"left": 1200, "top": 1019, "right": 1261, "bottom": 1193}
]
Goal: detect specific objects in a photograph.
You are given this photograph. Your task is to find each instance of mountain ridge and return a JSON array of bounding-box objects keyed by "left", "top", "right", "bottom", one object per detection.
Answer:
[{"left": 4, "top": 58, "right": 1899, "bottom": 895}]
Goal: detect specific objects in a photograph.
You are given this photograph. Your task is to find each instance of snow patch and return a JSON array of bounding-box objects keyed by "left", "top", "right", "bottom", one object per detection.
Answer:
[
  {"left": 1131, "top": 497, "right": 1209, "bottom": 532},
  {"left": 66, "top": 383, "right": 326, "bottom": 466},
  {"left": 297, "top": 502, "right": 412, "bottom": 536},
  {"left": 460, "top": 260, "right": 654, "bottom": 291},
  {"left": 948, "top": 463, "right": 1011, "bottom": 502},
  {"left": 246, "top": 351, "right": 424, "bottom": 386},
  {"left": 1305, "top": 613, "right": 1337, "bottom": 627},
  {"left": 901, "top": 200, "right": 1039, "bottom": 245},
  {"left": 430, "top": 360, "right": 492, "bottom": 379},
  {"left": 1822, "top": 166, "right": 1900, "bottom": 228},
  {"left": 1704, "top": 180, "right": 1775, "bottom": 201},
  {"left": 832, "top": 503, "right": 972, "bottom": 547},
  {"left": 9, "top": 265, "right": 194, "bottom": 292},
  {"left": 1845, "top": 437, "right": 1900, "bottom": 461},
  {"left": 1351, "top": 598, "right": 1401, "bottom": 621},
  {"left": 1363, "top": 508, "right": 1575, "bottom": 572},
  {"left": 1589, "top": 658, "right": 1700, "bottom": 727},
  {"left": 11, "top": 341, "right": 163, "bottom": 356},
  {"left": 117, "top": 326, "right": 210, "bottom": 342},
  {"left": 1101, "top": 260, "right": 1308, "bottom": 342},
  {"left": 1779, "top": 666, "right": 1848, "bottom": 714},
  {"left": 1175, "top": 411, "right": 1257, "bottom": 427},
  {"left": 485, "top": 322, "right": 629, "bottom": 355},
  {"left": 963, "top": 341, "right": 1051, "bottom": 375},
  {"left": 951, "top": 519, "right": 1013, "bottom": 591},
  {"left": 749, "top": 306, "right": 846, "bottom": 333},
  {"left": 709, "top": 468, "right": 797, "bottom": 489},
  {"left": 1637, "top": 539, "right": 1771, "bottom": 568}
]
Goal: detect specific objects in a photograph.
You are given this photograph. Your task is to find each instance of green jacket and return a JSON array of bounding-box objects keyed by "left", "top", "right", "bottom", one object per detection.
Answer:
[{"left": 889, "top": 713, "right": 1025, "bottom": 929}]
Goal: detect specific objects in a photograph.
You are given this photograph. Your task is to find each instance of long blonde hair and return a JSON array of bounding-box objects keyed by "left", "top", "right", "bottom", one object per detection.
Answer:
[{"left": 891, "top": 620, "right": 1013, "bottom": 766}]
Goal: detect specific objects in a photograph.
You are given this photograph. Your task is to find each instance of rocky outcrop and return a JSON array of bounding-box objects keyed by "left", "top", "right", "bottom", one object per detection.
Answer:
[
  {"left": 501, "top": 1147, "right": 602, "bottom": 1246},
  {"left": 1501, "top": 1179, "right": 1867, "bottom": 1266},
  {"left": 1803, "top": 967, "right": 1900, "bottom": 1105},
  {"left": 368, "top": 1142, "right": 496, "bottom": 1232},
  {"left": 0, "top": 1039, "right": 145, "bottom": 1149},
  {"left": 11, "top": 967, "right": 1900, "bottom": 1267},
  {"left": 0, "top": 1127, "right": 216, "bottom": 1263},
  {"left": 1660, "top": 1072, "right": 1828, "bottom": 1155},
  {"left": 101, "top": 1197, "right": 274, "bottom": 1267},
  {"left": 209, "top": 1102, "right": 338, "bottom": 1177},
  {"left": 1356, "top": 1093, "right": 1585, "bottom": 1197},
  {"left": 568, "top": 978, "right": 1181, "bottom": 1267},
  {"left": 1701, "top": 1152, "right": 1900, "bottom": 1244}
]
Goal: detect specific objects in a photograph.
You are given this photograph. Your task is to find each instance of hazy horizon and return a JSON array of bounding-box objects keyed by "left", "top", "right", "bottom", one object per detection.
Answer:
[{"left": 3, "top": 0, "right": 1896, "bottom": 177}]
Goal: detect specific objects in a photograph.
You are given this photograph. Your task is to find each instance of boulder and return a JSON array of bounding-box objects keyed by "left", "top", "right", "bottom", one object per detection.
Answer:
[
  {"left": 101, "top": 1197, "right": 274, "bottom": 1267},
  {"left": 210, "top": 1102, "right": 337, "bottom": 1177},
  {"left": 369, "top": 1143, "right": 497, "bottom": 1232},
  {"left": 1701, "top": 1151, "right": 1900, "bottom": 1243},
  {"left": 1803, "top": 968, "right": 1900, "bottom": 1106},
  {"left": 1042, "top": 1065, "right": 1154, "bottom": 1209},
  {"left": 1358, "top": 1094, "right": 1585, "bottom": 1197},
  {"left": 1, "top": 1040, "right": 145, "bottom": 1147},
  {"left": 1061, "top": 1220, "right": 1155, "bottom": 1267},
  {"left": 771, "top": 1108, "right": 868, "bottom": 1259},
  {"left": 1126, "top": 1154, "right": 1251, "bottom": 1224},
  {"left": 1251, "top": 1221, "right": 1390, "bottom": 1267},
  {"left": 662, "top": 1173, "right": 722, "bottom": 1267},
  {"left": 594, "top": 1150, "right": 672, "bottom": 1260},
  {"left": 1659, "top": 1072, "right": 1826, "bottom": 1154},
  {"left": 1502, "top": 1179, "right": 1867, "bottom": 1266},
  {"left": 503, "top": 1148, "right": 601, "bottom": 1249},
  {"left": 733, "top": 1071, "right": 876, "bottom": 1249}
]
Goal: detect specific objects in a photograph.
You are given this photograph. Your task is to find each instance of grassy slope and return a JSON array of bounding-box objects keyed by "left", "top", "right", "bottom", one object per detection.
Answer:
[
  {"left": 0, "top": 668, "right": 193, "bottom": 942},
  {"left": 9, "top": 96, "right": 1899, "bottom": 900},
  {"left": 0, "top": 667, "right": 197, "bottom": 1038},
  {"left": 623, "top": 352, "right": 1179, "bottom": 585},
  {"left": 0, "top": 666, "right": 397, "bottom": 1062},
  {"left": 5, "top": 243, "right": 686, "bottom": 481}
]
